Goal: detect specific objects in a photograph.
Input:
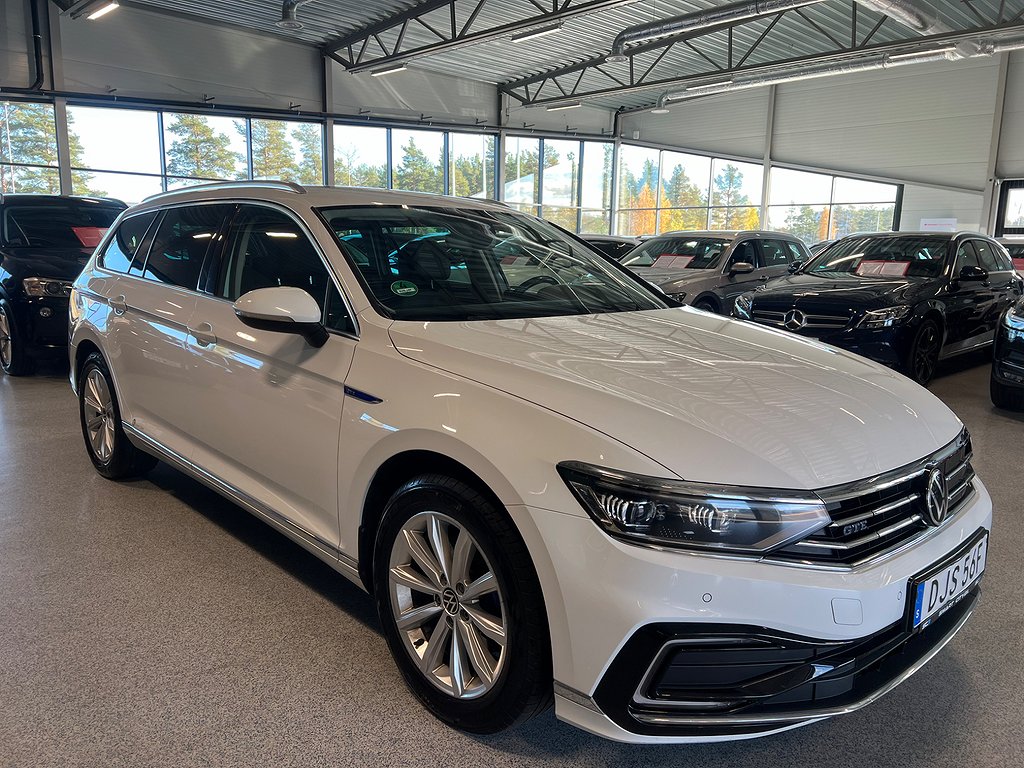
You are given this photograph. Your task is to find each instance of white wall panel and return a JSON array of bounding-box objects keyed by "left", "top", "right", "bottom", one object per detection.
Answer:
[
  {"left": 0, "top": 0, "right": 33, "bottom": 89},
  {"left": 998, "top": 51, "right": 1024, "bottom": 179},
  {"left": 772, "top": 58, "right": 1000, "bottom": 191},
  {"left": 900, "top": 185, "right": 984, "bottom": 232},
  {"left": 619, "top": 88, "right": 770, "bottom": 160},
  {"left": 59, "top": 8, "right": 321, "bottom": 111}
]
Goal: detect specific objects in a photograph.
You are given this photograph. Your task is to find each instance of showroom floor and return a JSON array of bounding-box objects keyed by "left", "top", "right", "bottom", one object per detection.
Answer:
[{"left": 1, "top": 358, "right": 1021, "bottom": 768}]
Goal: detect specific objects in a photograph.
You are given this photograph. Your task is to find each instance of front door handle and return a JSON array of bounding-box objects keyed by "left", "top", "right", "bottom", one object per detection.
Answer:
[
  {"left": 188, "top": 322, "right": 218, "bottom": 347},
  {"left": 109, "top": 294, "right": 127, "bottom": 315}
]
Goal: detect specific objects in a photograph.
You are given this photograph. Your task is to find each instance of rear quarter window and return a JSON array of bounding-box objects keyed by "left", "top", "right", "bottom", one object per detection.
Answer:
[{"left": 100, "top": 212, "right": 158, "bottom": 273}]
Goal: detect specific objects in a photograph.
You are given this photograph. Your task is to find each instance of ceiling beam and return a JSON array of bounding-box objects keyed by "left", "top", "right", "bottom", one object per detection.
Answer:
[{"left": 324, "top": 0, "right": 641, "bottom": 73}]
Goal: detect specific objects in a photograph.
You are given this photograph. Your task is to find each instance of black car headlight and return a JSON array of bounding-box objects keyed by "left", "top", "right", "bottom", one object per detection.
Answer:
[
  {"left": 857, "top": 305, "right": 911, "bottom": 329},
  {"left": 23, "top": 277, "right": 73, "bottom": 298},
  {"left": 1003, "top": 304, "right": 1024, "bottom": 331},
  {"left": 734, "top": 293, "right": 753, "bottom": 319},
  {"left": 558, "top": 462, "right": 829, "bottom": 555},
  {"left": 667, "top": 291, "right": 687, "bottom": 303}
]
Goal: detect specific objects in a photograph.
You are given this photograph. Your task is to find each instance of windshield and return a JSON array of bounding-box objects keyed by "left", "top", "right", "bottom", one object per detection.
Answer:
[
  {"left": 3, "top": 202, "right": 124, "bottom": 248},
  {"left": 622, "top": 237, "right": 729, "bottom": 270},
  {"left": 317, "top": 206, "right": 667, "bottom": 321},
  {"left": 805, "top": 235, "right": 949, "bottom": 279}
]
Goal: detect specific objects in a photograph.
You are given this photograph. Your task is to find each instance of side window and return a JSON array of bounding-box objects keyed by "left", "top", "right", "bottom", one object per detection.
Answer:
[
  {"left": 217, "top": 205, "right": 354, "bottom": 333},
  {"left": 729, "top": 240, "right": 758, "bottom": 268},
  {"left": 954, "top": 241, "right": 980, "bottom": 274},
  {"left": 972, "top": 240, "right": 1003, "bottom": 273},
  {"left": 100, "top": 212, "right": 157, "bottom": 273},
  {"left": 786, "top": 241, "right": 808, "bottom": 262},
  {"left": 760, "top": 239, "right": 792, "bottom": 268},
  {"left": 143, "top": 205, "right": 232, "bottom": 289}
]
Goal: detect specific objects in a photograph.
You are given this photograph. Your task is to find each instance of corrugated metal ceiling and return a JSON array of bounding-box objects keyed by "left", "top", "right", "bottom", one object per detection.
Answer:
[{"left": 127, "top": 0, "right": 1024, "bottom": 110}]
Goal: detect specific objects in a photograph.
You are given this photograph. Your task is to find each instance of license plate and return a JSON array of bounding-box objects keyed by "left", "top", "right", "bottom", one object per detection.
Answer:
[{"left": 910, "top": 533, "right": 987, "bottom": 631}]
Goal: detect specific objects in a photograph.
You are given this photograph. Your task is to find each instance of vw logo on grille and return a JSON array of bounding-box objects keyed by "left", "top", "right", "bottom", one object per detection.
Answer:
[
  {"left": 924, "top": 465, "right": 949, "bottom": 526},
  {"left": 784, "top": 309, "right": 807, "bottom": 330}
]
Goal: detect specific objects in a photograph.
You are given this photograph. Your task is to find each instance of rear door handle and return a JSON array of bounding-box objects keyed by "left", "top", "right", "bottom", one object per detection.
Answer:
[
  {"left": 188, "top": 322, "right": 218, "bottom": 347},
  {"left": 109, "top": 294, "right": 127, "bottom": 314}
]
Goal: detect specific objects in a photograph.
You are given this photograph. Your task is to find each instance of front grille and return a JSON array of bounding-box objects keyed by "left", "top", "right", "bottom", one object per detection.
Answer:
[
  {"left": 752, "top": 308, "right": 852, "bottom": 330},
  {"left": 772, "top": 431, "right": 975, "bottom": 567}
]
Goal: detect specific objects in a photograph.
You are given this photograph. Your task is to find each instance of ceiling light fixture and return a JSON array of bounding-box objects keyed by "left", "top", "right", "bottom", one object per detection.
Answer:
[
  {"left": 86, "top": 1, "right": 119, "bottom": 20},
  {"left": 886, "top": 46, "right": 957, "bottom": 62},
  {"left": 370, "top": 64, "right": 408, "bottom": 77},
  {"left": 511, "top": 23, "right": 563, "bottom": 43},
  {"left": 546, "top": 102, "right": 582, "bottom": 111},
  {"left": 650, "top": 107, "right": 670, "bottom": 114}
]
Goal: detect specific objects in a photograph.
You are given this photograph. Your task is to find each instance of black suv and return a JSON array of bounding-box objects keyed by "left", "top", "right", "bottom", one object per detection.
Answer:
[
  {"left": 0, "top": 195, "right": 126, "bottom": 375},
  {"left": 733, "top": 232, "right": 1022, "bottom": 384}
]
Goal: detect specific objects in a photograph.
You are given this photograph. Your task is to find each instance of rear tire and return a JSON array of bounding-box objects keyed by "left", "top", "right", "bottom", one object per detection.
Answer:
[
  {"left": 373, "top": 474, "right": 551, "bottom": 733},
  {"left": 693, "top": 298, "right": 718, "bottom": 314},
  {"left": 0, "top": 299, "right": 33, "bottom": 376},
  {"left": 990, "top": 372, "right": 1024, "bottom": 411},
  {"left": 79, "top": 352, "right": 157, "bottom": 479}
]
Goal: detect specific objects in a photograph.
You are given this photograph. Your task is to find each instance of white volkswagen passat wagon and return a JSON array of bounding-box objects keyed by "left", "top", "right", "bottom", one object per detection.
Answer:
[{"left": 70, "top": 182, "right": 990, "bottom": 743}]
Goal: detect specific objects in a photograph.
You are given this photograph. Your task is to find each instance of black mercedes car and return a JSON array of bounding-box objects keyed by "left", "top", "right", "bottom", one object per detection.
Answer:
[
  {"left": 733, "top": 231, "right": 1022, "bottom": 384},
  {"left": 991, "top": 296, "right": 1024, "bottom": 409},
  {"left": 0, "top": 195, "right": 126, "bottom": 375}
]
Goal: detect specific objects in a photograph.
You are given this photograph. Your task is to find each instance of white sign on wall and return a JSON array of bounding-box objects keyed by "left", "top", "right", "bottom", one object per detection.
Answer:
[{"left": 919, "top": 218, "right": 958, "bottom": 232}]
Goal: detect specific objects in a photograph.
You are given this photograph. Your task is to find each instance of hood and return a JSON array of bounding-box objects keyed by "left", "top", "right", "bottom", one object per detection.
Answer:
[
  {"left": 388, "top": 308, "right": 962, "bottom": 490},
  {"left": 752, "top": 272, "right": 936, "bottom": 312},
  {"left": 1, "top": 247, "right": 93, "bottom": 283}
]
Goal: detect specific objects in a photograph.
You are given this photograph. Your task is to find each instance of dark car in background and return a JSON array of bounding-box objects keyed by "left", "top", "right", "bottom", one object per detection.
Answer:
[
  {"left": 621, "top": 230, "right": 810, "bottom": 313},
  {"left": 998, "top": 238, "right": 1024, "bottom": 273},
  {"left": 578, "top": 234, "right": 640, "bottom": 261},
  {"left": 734, "top": 232, "right": 1022, "bottom": 384},
  {"left": 0, "top": 195, "right": 126, "bottom": 375},
  {"left": 991, "top": 296, "right": 1024, "bottom": 410}
]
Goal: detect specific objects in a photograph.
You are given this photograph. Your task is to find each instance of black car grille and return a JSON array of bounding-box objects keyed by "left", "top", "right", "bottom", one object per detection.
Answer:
[
  {"left": 771, "top": 431, "right": 975, "bottom": 567},
  {"left": 751, "top": 308, "right": 852, "bottom": 331}
]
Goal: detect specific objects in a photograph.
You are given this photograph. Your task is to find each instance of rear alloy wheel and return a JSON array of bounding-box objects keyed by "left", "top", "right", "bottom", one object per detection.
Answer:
[
  {"left": 906, "top": 319, "right": 941, "bottom": 385},
  {"left": 693, "top": 299, "right": 718, "bottom": 314},
  {"left": 374, "top": 475, "right": 551, "bottom": 733},
  {"left": 79, "top": 353, "right": 157, "bottom": 479},
  {"left": 0, "top": 300, "right": 31, "bottom": 376}
]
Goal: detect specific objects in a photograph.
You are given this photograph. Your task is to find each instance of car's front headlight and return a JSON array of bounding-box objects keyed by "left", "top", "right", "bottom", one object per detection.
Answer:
[
  {"left": 667, "top": 291, "right": 687, "bottom": 303},
  {"left": 1003, "top": 304, "right": 1024, "bottom": 331},
  {"left": 558, "top": 462, "right": 830, "bottom": 555},
  {"left": 858, "top": 305, "right": 911, "bottom": 329},
  {"left": 23, "top": 277, "right": 73, "bottom": 298},
  {"left": 734, "top": 293, "right": 753, "bottom": 319}
]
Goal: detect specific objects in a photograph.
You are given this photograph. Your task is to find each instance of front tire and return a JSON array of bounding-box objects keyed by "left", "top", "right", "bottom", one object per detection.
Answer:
[
  {"left": 79, "top": 352, "right": 157, "bottom": 479},
  {"left": 0, "top": 299, "right": 32, "bottom": 376},
  {"left": 693, "top": 298, "right": 718, "bottom": 313},
  {"left": 905, "top": 318, "right": 941, "bottom": 385},
  {"left": 991, "top": 371, "right": 1024, "bottom": 410},
  {"left": 373, "top": 475, "right": 551, "bottom": 733}
]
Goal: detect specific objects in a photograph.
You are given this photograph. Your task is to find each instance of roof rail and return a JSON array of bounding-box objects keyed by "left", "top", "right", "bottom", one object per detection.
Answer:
[{"left": 143, "top": 179, "right": 306, "bottom": 202}]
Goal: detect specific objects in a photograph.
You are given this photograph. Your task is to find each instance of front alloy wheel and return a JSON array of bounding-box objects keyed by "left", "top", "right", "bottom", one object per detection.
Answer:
[
  {"left": 388, "top": 511, "right": 507, "bottom": 699},
  {"left": 83, "top": 368, "right": 117, "bottom": 463},
  {"left": 907, "top": 319, "right": 941, "bottom": 385},
  {"left": 374, "top": 475, "right": 551, "bottom": 733}
]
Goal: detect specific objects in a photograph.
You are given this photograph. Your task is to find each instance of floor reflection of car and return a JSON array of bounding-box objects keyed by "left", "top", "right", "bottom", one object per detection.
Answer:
[
  {"left": 991, "top": 295, "right": 1024, "bottom": 410},
  {"left": 734, "top": 232, "right": 1023, "bottom": 384},
  {"left": 621, "top": 230, "right": 810, "bottom": 313},
  {"left": 578, "top": 234, "right": 640, "bottom": 261},
  {"left": 1, "top": 194, "right": 126, "bottom": 375},
  {"left": 71, "top": 183, "right": 991, "bottom": 743}
]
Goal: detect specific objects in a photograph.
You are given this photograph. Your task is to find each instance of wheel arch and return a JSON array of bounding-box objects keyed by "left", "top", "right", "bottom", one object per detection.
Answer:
[{"left": 692, "top": 291, "right": 721, "bottom": 313}]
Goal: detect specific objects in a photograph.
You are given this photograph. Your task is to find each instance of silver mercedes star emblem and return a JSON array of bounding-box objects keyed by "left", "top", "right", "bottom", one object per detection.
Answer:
[
  {"left": 924, "top": 466, "right": 949, "bottom": 526},
  {"left": 784, "top": 309, "right": 807, "bottom": 331}
]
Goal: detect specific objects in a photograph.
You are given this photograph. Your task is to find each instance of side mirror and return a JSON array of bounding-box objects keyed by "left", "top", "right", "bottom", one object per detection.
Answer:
[
  {"left": 233, "top": 286, "right": 328, "bottom": 348},
  {"left": 958, "top": 265, "right": 988, "bottom": 282},
  {"left": 788, "top": 260, "right": 804, "bottom": 274},
  {"left": 729, "top": 261, "right": 755, "bottom": 275}
]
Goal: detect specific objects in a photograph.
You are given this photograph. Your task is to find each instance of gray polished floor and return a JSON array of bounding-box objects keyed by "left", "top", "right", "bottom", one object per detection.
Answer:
[{"left": 1, "top": 356, "right": 1022, "bottom": 768}]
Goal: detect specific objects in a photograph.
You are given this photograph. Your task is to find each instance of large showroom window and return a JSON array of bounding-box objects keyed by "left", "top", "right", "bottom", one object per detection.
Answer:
[
  {"left": 579, "top": 141, "right": 614, "bottom": 234},
  {"left": 504, "top": 135, "right": 542, "bottom": 216},
  {"left": 250, "top": 118, "right": 323, "bottom": 185},
  {"left": 67, "top": 106, "right": 164, "bottom": 202},
  {"left": 333, "top": 124, "right": 388, "bottom": 188},
  {"left": 448, "top": 132, "right": 495, "bottom": 199},
  {"left": 391, "top": 128, "right": 445, "bottom": 195},
  {"left": 767, "top": 167, "right": 899, "bottom": 242},
  {"left": 0, "top": 100, "right": 62, "bottom": 194},
  {"left": 616, "top": 145, "right": 763, "bottom": 235},
  {"left": 163, "top": 112, "right": 248, "bottom": 187}
]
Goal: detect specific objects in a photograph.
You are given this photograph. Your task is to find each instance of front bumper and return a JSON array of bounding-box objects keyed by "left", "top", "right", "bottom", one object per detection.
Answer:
[
  {"left": 523, "top": 479, "right": 991, "bottom": 743},
  {"left": 12, "top": 295, "right": 71, "bottom": 356},
  {"left": 992, "top": 323, "right": 1024, "bottom": 387}
]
